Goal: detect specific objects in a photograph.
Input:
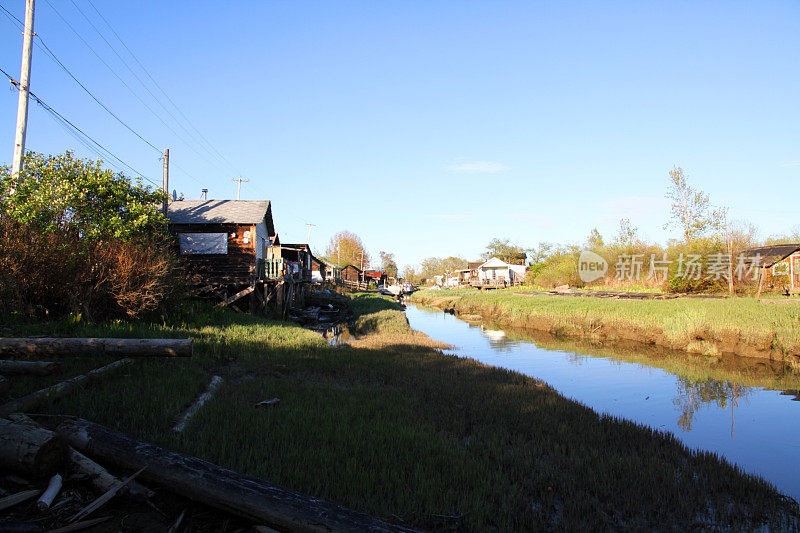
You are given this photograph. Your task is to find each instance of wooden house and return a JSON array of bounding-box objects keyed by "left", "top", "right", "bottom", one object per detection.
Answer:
[
  {"left": 741, "top": 244, "right": 800, "bottom": 294},
  {"left": 363, "top": 269, "right": 388, "bottom": 287},
  {"left": 476, "top": 257, "right": 527, "bottom": 287},
  {"left": 341, "top": 264, "right": 363, "bottom": 284},
  {"left": 272, "top": 243, "right": 313, "bottom": 282},
  {"left": 321, "top": 259, "right": 342, "bottom": 283},
  {"left": 310, "top": 255, "right": 326, "bottom": 282},
  {"left": 167, "top": 200, "right": 277, "bottom": 286}
]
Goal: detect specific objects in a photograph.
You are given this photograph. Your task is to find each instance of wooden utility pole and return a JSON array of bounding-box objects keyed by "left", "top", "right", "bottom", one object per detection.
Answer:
[
  {"left": 305, "top": 223, "right": 316, "bottom": 245},
  {"left": 232, "top": 177, "right": 249, "bottom": 200},
  {"left": 162, "top": 148, "right": 169, "bottom": 214},
  {"left": 11, "top": 0, "right": 35, "bottom": 178}
]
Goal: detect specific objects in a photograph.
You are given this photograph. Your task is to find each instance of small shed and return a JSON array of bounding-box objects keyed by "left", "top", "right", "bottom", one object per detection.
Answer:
[
  {"left": 341, "top": 265, "right": 363, "bottom": 284},
  {"left": 167, "top": 200, "right": 276, "bottom": 286},
  {"left": 741, "top": 244, "right": 800, "bottom": 294},
  {"left": 363, "top": 269, "right": 388, "bottom": 287}
]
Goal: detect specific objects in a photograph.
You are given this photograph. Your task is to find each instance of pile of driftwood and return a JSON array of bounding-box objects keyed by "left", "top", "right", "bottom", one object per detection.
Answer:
[
  {"left": 287, "top": 292, "right": 351, "bottom": 329},
  {"left": 0, "top": 415, "right": 417, "bottom": 532},
  {"left": 0, "top": 336, "right": 417, "bottom": 531}
]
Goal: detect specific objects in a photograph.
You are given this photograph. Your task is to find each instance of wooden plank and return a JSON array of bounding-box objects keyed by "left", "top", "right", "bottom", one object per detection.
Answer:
[{"left": 217, "top": 285, "right": 255, "bottom": 307}]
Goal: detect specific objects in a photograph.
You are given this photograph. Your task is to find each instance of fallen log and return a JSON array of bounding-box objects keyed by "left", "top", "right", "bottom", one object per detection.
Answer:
[
  {"left": 7, "top": 414, "right": 152, "bottom": 499},
  {"left": 172, "top": 375, "right": 224, "bottom": 433},
  {"left": 55, "top": 418, "right": 420, "bottom": 533},
  {"left": 37, "top": 473, "right": 63, "bottom": 511},
  {"left": 0, "top": 489, "right": 41, "bottom": 512},
  {"left": 0, "top": 375, "right": 9, "bottom": 394},
  {"left": 0, "top": 419, "right": 67, "bottom": 477},
  {"left": 0, "top": 359, "right": 133, "bottom": 418},
  {"left": 0, "top": 338, "right": 193, "bottom": 358},
  {"left": 68, "top": 446, "right": 153, "bottom": 499},
  {"left": 0, "top": 360, "right": 62, "bottom": 376}
]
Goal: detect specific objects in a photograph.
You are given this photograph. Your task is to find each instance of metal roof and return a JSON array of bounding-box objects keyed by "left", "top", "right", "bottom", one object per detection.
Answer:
[
  {"left": 740, "top": 244, "right": 800, "bottom": 268},
  {"left": 166, "top": 200, "right": 270, "bottom": 224}
]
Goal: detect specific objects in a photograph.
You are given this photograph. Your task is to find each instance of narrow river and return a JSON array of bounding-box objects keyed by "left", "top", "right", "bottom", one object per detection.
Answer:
[{"left": 404, "top": 303, "right": 800, "bottom": 501}]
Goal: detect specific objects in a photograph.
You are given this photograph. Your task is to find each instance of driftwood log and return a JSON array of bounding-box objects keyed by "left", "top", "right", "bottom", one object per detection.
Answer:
[
  {"left": 0, "top": 359, "right": 62, "bottom": 376},
  {"left": 0, "top": 418, "right": 67, "bottom": 477},
  {"left": 55, "top": 418, "right": 419, "bottom": 533},
  {"left": 0, "top": 358, "right": 133, "bottom": 417},
  {"left": 0, "top": 338, "right": 193, "bottom": 358},
  {"left": 172, "top": 375, "right": 224, "bottom": 433}
]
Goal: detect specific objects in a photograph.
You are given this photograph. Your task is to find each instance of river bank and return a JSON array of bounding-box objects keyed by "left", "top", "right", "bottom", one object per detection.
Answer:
[
  {"left": 409, "top": 288, "right": 800, "bottom": 363},
  {"left": 1, "top": 293, "right": 798, "bottom": 530}
]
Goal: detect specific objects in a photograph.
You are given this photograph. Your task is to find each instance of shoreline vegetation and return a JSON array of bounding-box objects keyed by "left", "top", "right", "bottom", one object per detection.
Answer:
[
  {"left": 2, "top": 292, "right": 799, "bottom": 529},
  {"left": 409, "top": 288, "right": 800, "bottom": 364}
]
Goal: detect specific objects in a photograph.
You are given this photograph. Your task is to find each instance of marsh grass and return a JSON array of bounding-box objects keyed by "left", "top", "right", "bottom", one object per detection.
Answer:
[
  {"left": 2, "top": 297, "right": 798, "bottom": 530},
  {"left": 410, "top": 289, "right": 800, "bottom": 358}
]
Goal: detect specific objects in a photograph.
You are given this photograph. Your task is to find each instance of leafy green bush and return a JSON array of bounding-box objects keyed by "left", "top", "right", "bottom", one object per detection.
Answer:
[{"left": 0, "top": 152, "right": 179, "bottom": 319}]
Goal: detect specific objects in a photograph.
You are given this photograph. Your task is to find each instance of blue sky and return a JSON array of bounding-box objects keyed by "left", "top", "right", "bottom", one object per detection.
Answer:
[{"left": 1, "top": 1, "right": 798, "bottom": 270}]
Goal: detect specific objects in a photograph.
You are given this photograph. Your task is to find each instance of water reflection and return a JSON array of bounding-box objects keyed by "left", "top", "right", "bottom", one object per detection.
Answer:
[{"left": 405, "top": 304, "right": 800, "bottom": 501}]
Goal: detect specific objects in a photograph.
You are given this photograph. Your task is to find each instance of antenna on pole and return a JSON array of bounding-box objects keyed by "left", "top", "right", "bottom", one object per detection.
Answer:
[
  {"left": 305, "top": 223, "right": 316, "bottom": 245},
  {"left": 232, "top": 177, "right": 249, "bottom": 200}
]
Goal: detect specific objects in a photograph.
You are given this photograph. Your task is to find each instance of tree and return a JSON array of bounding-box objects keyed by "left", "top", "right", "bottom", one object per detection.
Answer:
[
  {"left": 417, "top": 256, "right": 467, "bottom": 280},
  {"left": 325, "top": 230, "right": 370, "bottom": 268},
  {"left": 482, "top": 238, "right": 528, "bottom": 263},
  {"left": 378, "top": 251, "right": 398, "bottom": 276},
  {"left": 0, "top": 152, "right": 174, "bottom": 319},
  {"left": 586, "top": 228, "right": 604, "bottom": 248},
  {"left": 401, "top": 265, "right": 418, "bottom": 283},
  {"left": 613, "top": 218, "right": 639, "bottom": 247},
  {"left": 528, "top": 242, "right": 553, "bottom": 264},
  {"left": 665, "top": 167, "right": 714, "bottom": 244},
  {"left": 1, "top": 151, "right": 167, "bottom": 239}
]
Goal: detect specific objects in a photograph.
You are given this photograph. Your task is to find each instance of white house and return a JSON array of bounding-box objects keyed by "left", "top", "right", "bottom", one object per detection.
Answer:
[{"left": 478, "top": 257, "right": 527, "bottom": 285}]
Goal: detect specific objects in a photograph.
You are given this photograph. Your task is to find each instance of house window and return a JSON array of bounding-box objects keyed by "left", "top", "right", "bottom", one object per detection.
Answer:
[{"left": 179, "top": 233, "right": 228, "bottom": 255}]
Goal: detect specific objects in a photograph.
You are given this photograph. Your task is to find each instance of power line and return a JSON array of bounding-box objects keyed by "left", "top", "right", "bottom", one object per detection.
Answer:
[
  {"left": 38, "top": 0, "right": 243, "bottom": 180},
  {"left": 1, "top": 64, "right": 160, "bottom": 188},
  {"left": 3, "top": 1, "right": 250, "bottom": 197},
  {"left": 3, "top": 1, "right": 212, "bottom": 192},
  {"left": 81, "top": 0, "right": 245, "bottom": 176},
  {"left": 60, "top": 0, "right": 237, "bottom": 177}
]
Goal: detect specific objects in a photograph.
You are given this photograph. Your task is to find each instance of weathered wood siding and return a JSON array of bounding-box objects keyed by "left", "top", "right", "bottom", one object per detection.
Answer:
[
  {"left": 171, "top": 223, "right": 256, "bottom": 285},
  {"left": 341, "top": 265, "right": 362, "bottom": 283}
]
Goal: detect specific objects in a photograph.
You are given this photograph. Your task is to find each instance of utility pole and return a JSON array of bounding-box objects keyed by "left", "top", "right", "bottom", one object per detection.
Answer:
[
  {"left": 232, "top": 177, "right": 249, "bottom": 200},
  {"left": 305, "top": 223, "right": 316, "bottom": 245},
  {"left": 162, "top": 148, "right": 169, "bottom": 214},
  {"left": 11, "top": 0, "right": 35, "bottom": 178}
]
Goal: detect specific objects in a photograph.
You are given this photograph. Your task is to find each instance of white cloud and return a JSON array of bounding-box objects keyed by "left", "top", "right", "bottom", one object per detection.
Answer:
[
  {"left": 446, "top": 161, "right": 510, "bottom": 174},
  {"left": 780, "top": 161, "right": 800, "bottom": 168}
]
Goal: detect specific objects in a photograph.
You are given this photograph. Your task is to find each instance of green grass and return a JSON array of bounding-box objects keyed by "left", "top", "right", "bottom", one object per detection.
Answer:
[
  {"left": 410, "top": 288, "right": 800, "bottom": 359},
  {"left": 1, "top": 296, "right": 798, "bottom": 530}
]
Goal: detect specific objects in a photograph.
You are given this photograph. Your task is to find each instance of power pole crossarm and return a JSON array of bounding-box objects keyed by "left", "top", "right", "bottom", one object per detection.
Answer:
[
  {"left": 305, "top": 223, "right": 316, "bottom": 245},
  {"left": 232, "top": 177, "right": 249, "bottom": 200},
  {"left": 12, "top": 0, "right": 35, "bottom": 178}
]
